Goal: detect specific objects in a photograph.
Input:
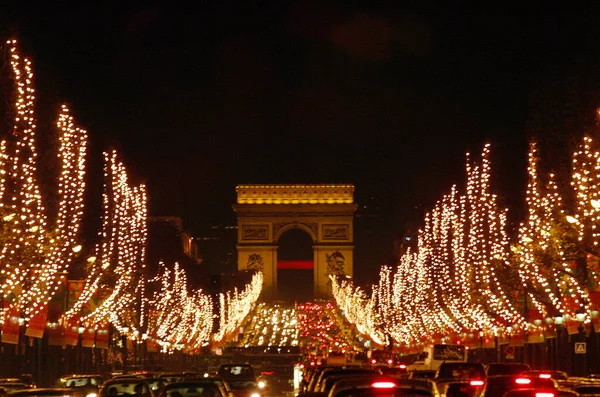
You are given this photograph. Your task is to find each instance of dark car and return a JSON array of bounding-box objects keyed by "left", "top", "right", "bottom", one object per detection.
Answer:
[
  {"left": 439, "top": 380, "right": 485, "bottom": 397},
  {"left": 501, "top": 389, "right": 579, "bottom": 397},
  {"left": 479, "top": 375, "right": 558, "bottom": 397},
  {"left": 571, "top": 384, "right": 600, "bottom": 396},
  {"left": 331, "top": 378, "right": 436, "bottom": 397},
  {"left": 328, "top": 376, "right": 407, "bottom": 397},
  {"left": 216, "top": 365, "right": 261, "bottom": 397}
]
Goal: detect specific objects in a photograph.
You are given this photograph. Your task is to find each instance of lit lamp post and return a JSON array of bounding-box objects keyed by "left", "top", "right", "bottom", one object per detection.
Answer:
[
  {"left": 78, "top": 326, "right": 85, "bottom": 374},
  {"left": 575, "top": 309, "right": 587, "bottom": 376},
  {"left": 554, "top": 315, "right": 564, "bottom": 372},
  {"left": 122, "top": 327, "right": 129, "bottom": 375},
  {"left": 592, "top": 310, "right": 600, "bottom": 374},
  {"left": 544, "top": 317, "right": 554, "bottom": 369}
]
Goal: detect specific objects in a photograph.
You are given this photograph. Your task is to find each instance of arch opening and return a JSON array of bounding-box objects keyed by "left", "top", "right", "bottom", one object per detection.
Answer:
[{"left": 277, "top": 228, "right": 314, "bottom": 302}]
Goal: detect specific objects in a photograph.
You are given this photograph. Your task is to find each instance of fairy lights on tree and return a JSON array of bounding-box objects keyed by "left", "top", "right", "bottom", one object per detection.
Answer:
[
  {"left": 146, "top": 262, "right": 213, "bottom": 352},
  {"left": 214, "top": 272, "right": 263, "bottom": 343},
  {"left": 70, "top": 150, "right": 147, "bottom": 337},
  {"left": 333, "top": 144, "right": 528, "bottom": 347},
  {"left": 0, "top": 40, "right": 87, "bottom": 321},
  {"left": 330, "top": 275, "right": 386, "bottom": 346}
]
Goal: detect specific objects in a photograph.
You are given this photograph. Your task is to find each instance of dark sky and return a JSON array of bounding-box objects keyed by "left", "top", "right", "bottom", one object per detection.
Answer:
[{"left": 2, "top": 2, "right": 600, "bottom": 243}]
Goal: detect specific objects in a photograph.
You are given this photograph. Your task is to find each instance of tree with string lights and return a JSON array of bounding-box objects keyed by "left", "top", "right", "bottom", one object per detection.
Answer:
[{"left": 0, "top": 40, "right": 87, "bottom": 324}]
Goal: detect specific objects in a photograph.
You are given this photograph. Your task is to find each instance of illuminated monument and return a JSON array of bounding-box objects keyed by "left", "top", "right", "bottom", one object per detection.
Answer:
[{"left": 233, "top": 184, "right": 357, "bottom": 299}]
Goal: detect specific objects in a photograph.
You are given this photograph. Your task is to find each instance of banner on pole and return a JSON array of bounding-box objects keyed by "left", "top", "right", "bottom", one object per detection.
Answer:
[
  {"left": 1, "top": 302, "right": 20, "bottom": 344},
  {"left": 25, "top": 304, "right": 48, "bottom": 338}
]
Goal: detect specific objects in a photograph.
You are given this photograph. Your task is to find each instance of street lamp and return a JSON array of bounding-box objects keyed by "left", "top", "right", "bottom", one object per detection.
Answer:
[
  {"left": 122, "top": 327, "right": 129, "bottom": 375},
  {"left": 575, "top": 309, "right": 587, "bottom": 376},
  {"left": 555, "top": 315, "right": 564, "bottom": 372},
  {"left": 78, "top": 326, "right": 85, "bottom": 374}
]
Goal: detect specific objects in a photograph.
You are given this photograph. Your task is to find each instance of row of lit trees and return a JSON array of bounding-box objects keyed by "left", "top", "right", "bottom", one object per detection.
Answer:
[
  {"left": 333, "top": 134, "right": 600, "bottom": 349},
  {"left": 0, "top": 40, "right": 262, "bottom": 353}
]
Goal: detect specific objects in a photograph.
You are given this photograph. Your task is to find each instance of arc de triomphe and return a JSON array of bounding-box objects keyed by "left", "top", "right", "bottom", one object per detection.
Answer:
[{"left": 233, "top": 184, "right": 357, "bottom": 299}]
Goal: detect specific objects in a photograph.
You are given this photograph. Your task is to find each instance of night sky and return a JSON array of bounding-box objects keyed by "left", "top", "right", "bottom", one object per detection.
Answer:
[{"left": 2, "top": 3, "right": 600, "bottom": 274}]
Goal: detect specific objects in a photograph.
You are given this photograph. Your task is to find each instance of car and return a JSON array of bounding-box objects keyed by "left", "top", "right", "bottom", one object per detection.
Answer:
[
  {"left": 438, "top": 380, "right": 484, "bottom": 397},
  {"left": 155, "top": 380, "right": 227, "bottom": 397},
  {"left": 314, "top": 368, "right": 382, "bottom": 394},
  {"left": 216, "top": 365, "right": 261, "bottom": 397},
  {"left": 479, "top": 375, "right": 559, "bottom": 397},
  {"left": 175, "top": 376, "right": 233, "bottom": 397},
  {"left": 328, "top": 375, "right": 408, "bottom": 397},
  {"left": 0, "top": 378, "right": 35, "bottom": 389},
  {"left": 570, "top": 384, "right": 600, "bottom": 396},
  {"left": 501, "top": 389, "right": 579, "bottom": 397},
  {"left": 436, "top": 363, "right": 486, "bottom": 383},
  {"left": 0, "top": 382, "right": 32, "bottom": 393},
  {"left": 331, "top": 378, "right": 438, "bottom": 397},
  {"left": 98, "top": 378, "right": 154, "bottom": 397},
  {"left": 56, "top": 374, "right": 105, "bottom": 397},
  {"left": 319, "top": 369, "right": 383, "bottom": 395}
]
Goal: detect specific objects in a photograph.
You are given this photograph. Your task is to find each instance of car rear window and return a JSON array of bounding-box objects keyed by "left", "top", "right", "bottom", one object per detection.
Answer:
[
  {"left": 487, "top": 365, "right": 530, "bottom": 376},
  {"left": 438, "top": 364, "right": 485, "bottom": 380}
]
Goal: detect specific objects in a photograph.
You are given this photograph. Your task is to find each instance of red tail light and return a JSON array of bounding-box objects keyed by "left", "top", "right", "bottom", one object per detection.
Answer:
[
  {"left": 515, "top": 378, "right": 532, "bottom": 385},
  {"left": 371, "top": 359, "right": 377, "bottom": 364},
  {"left": 399, "top": 364, "right": 407, "bottom": 369},
  {"left": 262, "top": 371, "right": 274, "bottom": 376},
  {"left": 372, "top": 382, "right": 396, "bottom": 389},
  {"left": 470, "top": 380, "right": 484, "bottom": 386},
  {"left": 387, "top": 359, "right": 393, "bottom": 364},
  {"left": 539, "top": 374, "right": 551, "bottom": 379},
  {"left": 535, "top": 393, "right": 554, "bottom": 397}
]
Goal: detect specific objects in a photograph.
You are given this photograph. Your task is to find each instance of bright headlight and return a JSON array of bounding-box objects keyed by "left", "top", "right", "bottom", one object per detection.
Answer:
[
  {"left": 258, "top": 381, "right": 266, "bottom": 389},
  {"left": 86, "top": 393, "right": 98, "bottom": 397},
  {"left": 251, "top": 393, "right": 261, "bottom": 397}
]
